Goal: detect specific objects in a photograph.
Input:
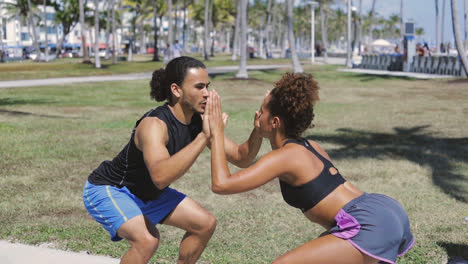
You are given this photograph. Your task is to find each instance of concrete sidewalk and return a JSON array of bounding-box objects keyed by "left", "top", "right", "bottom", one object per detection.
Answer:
[
  {"left": 0, "top": 240, "right": 119, "bottom": 264},
  {"left": 338, "top": 68, "right": 452, "bottom": 79}
]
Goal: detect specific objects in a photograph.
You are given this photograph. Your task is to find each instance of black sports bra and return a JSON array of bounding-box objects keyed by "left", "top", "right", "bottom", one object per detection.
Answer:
[{"left": 279, "top": 138, "right": 346, "bottom": 212}]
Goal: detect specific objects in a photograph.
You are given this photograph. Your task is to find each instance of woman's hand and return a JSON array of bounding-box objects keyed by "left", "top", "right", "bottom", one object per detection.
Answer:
[{"left": 208, "top": 90, "right": 225, "bottom": 138}]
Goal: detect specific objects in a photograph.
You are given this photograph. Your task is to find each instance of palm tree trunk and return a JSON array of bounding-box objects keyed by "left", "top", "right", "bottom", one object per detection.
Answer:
[
  {"left": 152, "top": 0, "right": 160, "bottom": 61},
  {"left": 112, "top": 0, "right": 117, "bottom": 64},
  {"left": 436, "top": 0, "right": 440, "bottom": 53},
  {"left": 287, "top": 0, "right": 303, "bottom": 73},
  {"left": 27, "top": 0, "right": 41, "bottom": 62},
  {"left": 79, "top": 0, "right": 90, "bottom": 62},
  {"left": 43, "top": 0, "right": 49, "bottom": 61},
  {"left": 319, "top": 3, "right": 328, "bottom": 63},
  {"left": 203, "top": 0, "right": 210, "bottom": 60},
  {"left": 94, "top": 0, "right": 101, "bottom": 68},
  {"left": 139, "top": 23, "right": 145, "bottom": 54},
  {"left": 105, "top": 0, "right": 111, "bottom": 60},
  {"left": 346, "top": 0, "right": 352, "bottom": 67},
  {"left": 441, "top": 0, "right": 446, "bottom": 45},
  {"left": 369, "top": 0, "right": 377, "bottom": 42},
  {"left": 168, "top": 0, "right": 174, "bottom": 60},
  {"left": 451, "top": 0, "right": 468, "bottom": 76},
  {"left": 232, "top": 1, "right": 241, "bottom": 61},
  {"left": 464, "top": 0, "right": 467, "bottom": 51},
  {"left": 183, "top": 0, "right": 187, "bottom": 53},
  {"left": 265, "top": 0, "right": 273, "bottom": 59},
  {"left": 209, "top": 0, "right": 214, "bottom": 56},
  {"left": 236, "top": 0, "right": 248, "bottom": 78}
]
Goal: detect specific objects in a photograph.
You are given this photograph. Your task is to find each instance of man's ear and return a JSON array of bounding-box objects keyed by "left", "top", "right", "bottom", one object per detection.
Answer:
[{"left": 170, "top": 83, "right": 182, "bottom": 99}]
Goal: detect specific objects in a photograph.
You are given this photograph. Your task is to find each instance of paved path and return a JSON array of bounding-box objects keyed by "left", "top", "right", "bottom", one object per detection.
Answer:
[
  {"left": 0, "top": 64, "right": 292, "bottom": 89},
  {"left": 0, "top": 240, "right": 119, "bottom": 264},
  {"left": 338, "top": 68, "right": 451, "bottom": 79}
]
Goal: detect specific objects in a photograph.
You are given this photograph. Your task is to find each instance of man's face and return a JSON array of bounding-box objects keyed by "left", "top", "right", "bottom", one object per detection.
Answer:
[{"left": 179, "top": 68, "right": 210, "bottom": 114}]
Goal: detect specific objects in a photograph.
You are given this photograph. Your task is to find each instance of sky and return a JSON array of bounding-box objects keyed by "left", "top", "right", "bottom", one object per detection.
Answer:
[{"left": 329, "top": 0, "right": 468, "bottom": 47}]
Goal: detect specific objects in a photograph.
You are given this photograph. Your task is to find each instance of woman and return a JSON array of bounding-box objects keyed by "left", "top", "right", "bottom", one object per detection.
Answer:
[{"left": 206, "top": 72, "right": 414, "bottom": 264}]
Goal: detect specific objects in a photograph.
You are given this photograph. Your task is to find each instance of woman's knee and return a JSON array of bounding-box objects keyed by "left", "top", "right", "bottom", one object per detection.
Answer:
[{"left": 199, "top": 211, "right": 217, "bottom": 235}]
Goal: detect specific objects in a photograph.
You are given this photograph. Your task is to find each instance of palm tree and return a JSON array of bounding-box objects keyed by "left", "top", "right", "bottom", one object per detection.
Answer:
[
  {"left": 52, "top": 0, "right": 81, "bottom": 57},
  {"left": 464, "top": 0, "right": 467, "bottom": 51},
  {"left": 236, "top": 0, "right": 248, "bottom": 78},
  {"left": 42, "top": 0, "right": 49, "bottom": 61},
  {"left": 450, "top": 0, "right": 468, "bottom": 76},
  {"left": 441, "top": 0, "right": 446, "bottom": 45},
  {"left": 79, "top": 0, "right": 91, "bottom": 63},
  {"left": 112, "top": 0, "right": 118, "bottom": 64},
  {"left": 231, "top": 0, "right": 240, "bottom": 61},
  {"left": 203, "top": 0, "right": 210, "bottom": 60},
  {"left": 368, "top": 0, "right": 377, "bottom": 41},
  {"left": 415, "top": 27, "right": 425, "bottom": 37},
  {"left": 168, "top": 0, "right": 173, "bottom": 60},
  {"left": 94, "top": 0, "right": 101, "bottom": 68},
  {"left": 287, "top": 0, "right": 302, "bottom": 73},
  {"left": 435, "top": 0, "right": 440, "bottom": 53},
  {"left": 318, "top": 1, "right": 330, "bottom": 62}
]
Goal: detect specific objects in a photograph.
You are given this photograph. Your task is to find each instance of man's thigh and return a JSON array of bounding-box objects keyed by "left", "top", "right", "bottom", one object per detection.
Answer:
[{"left": 161, "top": 197, "right": 215, "bottom": 233}]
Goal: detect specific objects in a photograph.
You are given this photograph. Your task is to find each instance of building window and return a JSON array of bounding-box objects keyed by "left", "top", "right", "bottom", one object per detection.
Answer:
[
  {"left": 21, "top": 32, "right": 30, "bottom": 41},
  {"left": 47, "top": 13, "right": 55, "bottom": 21},
  {"left": 47, "top": 26, "right": 56, "bottom": 34}
]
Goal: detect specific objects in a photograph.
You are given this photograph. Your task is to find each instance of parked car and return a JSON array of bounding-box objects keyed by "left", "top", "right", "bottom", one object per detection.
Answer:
[{"left": 29, "top": 52, "right": 57, "bottom": 61}]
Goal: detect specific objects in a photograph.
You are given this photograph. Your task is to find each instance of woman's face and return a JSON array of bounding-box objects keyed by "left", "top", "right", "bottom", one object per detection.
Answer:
[{"left": 258, "top": 94, "right": 274, "bottom": 137}]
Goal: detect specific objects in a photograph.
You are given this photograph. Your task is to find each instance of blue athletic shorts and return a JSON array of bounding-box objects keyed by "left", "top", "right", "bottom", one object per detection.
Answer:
[
  {"left": 83, "top": 181, "right": 186, "bottom": 241},
  {"left": 329, "top": 193, "right": 414, "bottom": 264}
]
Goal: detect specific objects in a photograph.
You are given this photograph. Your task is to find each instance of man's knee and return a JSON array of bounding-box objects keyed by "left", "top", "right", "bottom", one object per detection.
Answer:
[
  {"left": 132, "top": 233, "right": 160, "bottom": 253},
  {"left": 197, "top": 212, "right": 217, "bottom": 235}
]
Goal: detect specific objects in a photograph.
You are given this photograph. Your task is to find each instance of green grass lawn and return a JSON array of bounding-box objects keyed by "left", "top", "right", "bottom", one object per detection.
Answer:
[
  {"left": 0, "top": 54, "right": 292, "bottom": 81},
  {"left": 0, "top": 63, "right": 467, "bottom": 263}
]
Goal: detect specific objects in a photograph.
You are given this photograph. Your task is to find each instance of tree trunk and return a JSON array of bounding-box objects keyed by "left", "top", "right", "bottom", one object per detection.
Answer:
[
  {"left": 203, "top": 0, "right": 210, "bottom": 60},
  {"left": 369, "top": 0, "right": 377, "bottom": 42},
  {"left": 400, "top": 0, "right": 404, "bottom": 53},
  {"left": 94, "top": 0, "right": 101, "bottom": 68},
  {"left": 264, "top": 0, "right": 273, "bottom": 59},
  {"left": 346, "top": 0, "right": 352, "bottom": 67},
  {"left": 320, "top": 4, "right": 328, "bottom": 62},
  {"left": 43, "top": 0, "right": 49, "bottom": 61},
  {"left": 232, "top": 1, "right": 241, "bottom": 61},
  {"left": 441, "top": 0, "right": 446, "bottom": 45},
  {"left": 140, "top": 23, "right": 145, "bottom": 54},
  {"left": 152, "top": 0, "right": 159, "bottom": 61},
  {"left": 112, "top": 0, "right": 117, "bottom": 64},
  {"left": 105, "top": 0, "right": 111, "bottom": 60},
  {"left": 27, "top": 0, "right": 41, "bottom": 62},
  {"left": 209, "top": 0, "right": 214, "bottom": 56},
  {"left": 287, "top": 0, "right": 303, "bottom": 73},
  {"left": 451, "top": 0, "right": 468, "bottom": 76},
  {"left": 183, "top": 0, "right": 187, "bottom": 53},
  {"left": 168, "top": 0, "right": 174, "bottom": 60},
  {"left": 436, "top": 0, "right": 440, "bottom": 53},
  {"left": 464, "top": 0, "right": 467, "bottom": 51},
  {"left": 79, "top": 0, "right": 90, "bottom": 62},
  {"left": 236, "top": 0, "right": 248, "bottom": 78}
]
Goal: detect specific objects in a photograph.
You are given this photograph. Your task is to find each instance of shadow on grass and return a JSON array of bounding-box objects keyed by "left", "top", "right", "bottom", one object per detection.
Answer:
[
  {"left": 347, "top": 73, "right": 419, "bottom": 82},
  {"left": 0, "top": 109, "right": 69, "bottom": 118},
  {"left": 0, "top": 98, "right": 56, "bottom": 106},
  {"left": 306, "top": 125, "right": 468, "bottom": 202},
  {"left": 437, "top": 242, "right": 468, "bottom": 260}
]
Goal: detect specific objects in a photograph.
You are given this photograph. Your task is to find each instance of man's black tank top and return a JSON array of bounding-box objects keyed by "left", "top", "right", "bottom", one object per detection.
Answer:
[{"left": 88, "top": 103, "right": 202, "bottom": 201}]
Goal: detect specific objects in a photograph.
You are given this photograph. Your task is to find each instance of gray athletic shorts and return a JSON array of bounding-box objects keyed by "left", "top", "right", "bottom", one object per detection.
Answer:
[{"left": 329, "top": 193, "right": 414, "bottom": 264}]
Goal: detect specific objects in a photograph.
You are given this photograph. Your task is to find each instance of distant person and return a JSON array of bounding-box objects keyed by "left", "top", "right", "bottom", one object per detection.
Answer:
[
  {"left": 206, "top": 72, "right": 414, "bottom": 264},
  {"left": 83, "top": 56, "right": 263, "bottom": 264},
  {"left": 163, "top": 43, "right": 170, "bottom": 65},
  {"left": 0, "top": 50, "right": 4, "bottom": 63},
  {"left": 423, "top": 43, "right": 431, "bottom": 57},
  {"left": 171, "top": 40, "right": 183, "bottom": 59},
  {"left": 440, "top": 43, "right": 446, "bottom": 53}
]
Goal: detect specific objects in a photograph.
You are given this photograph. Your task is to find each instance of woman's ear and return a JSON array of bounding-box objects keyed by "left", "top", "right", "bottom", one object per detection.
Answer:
[
  {"left": 272, "top": 116, "right": 280, "bottom": 129},
  {"left": 170, "top": 83, "right": 182, "bottom": 99}
]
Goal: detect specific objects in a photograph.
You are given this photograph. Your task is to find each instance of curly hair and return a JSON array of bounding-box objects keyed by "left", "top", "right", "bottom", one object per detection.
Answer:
[
  {"left": 267, "top": 72, "right": 320, "bottom": 138},
  {"left": 150, "top": 56, "right": 206, "bottom": 102}
]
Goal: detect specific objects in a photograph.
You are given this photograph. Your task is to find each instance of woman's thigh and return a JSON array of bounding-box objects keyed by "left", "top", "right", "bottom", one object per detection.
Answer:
[{"left": 273, "top": 234, "right": 377, "bottom": 264}]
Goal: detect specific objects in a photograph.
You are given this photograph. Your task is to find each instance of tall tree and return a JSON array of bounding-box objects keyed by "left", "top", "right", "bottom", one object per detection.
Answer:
[
  {"left": 236, "top": 0, "right": 248, "bottom": 78},
  {"left": 441, "top": 0, "right": 446, "bottom": 45},
  {"left": 231, "top": 0, "right": 240, "bottom": 61},
  {"left": 465, "top": 0, "right": 467, "bottom": 51},
  {"left": 286, "top": 0, "right": 302, "bottom": 73},
  {"left": 168, "top": 0, "right": 173, "bottom": 60},
  {"left": 79, "top": 0, "right": 91, "bottom": 62},
  {"left": 52, "top": 0, "right": 80, "bottom": 57},
  {"left": 319, "top": 1, "right": 329, "bottom": 62},
  {"left": 43, "top": 0, "right": 49, "bottom": 61},
  {"left": 368, "top": 0, "right": 377, "bottom": 41},
  {"left": 112, "top": 0, "right": 117, "bottom": 64},
  {"left": 94, "top": 0, "right": 101, "bottom": 68},
  {"left": 435, "top": 0, "right": 440, "bottom": 53},
  {"left": 27, "top": 0, "right": 41, "bottom": 61},
  {"left": 346, "top": 0, "right": 351, "bottom": 67},
  {"left": 450, "top": 0, "right": 468, "bottom": 76},
  {"left": 203, "top": 0, "right": 210, "bottom": 60}
]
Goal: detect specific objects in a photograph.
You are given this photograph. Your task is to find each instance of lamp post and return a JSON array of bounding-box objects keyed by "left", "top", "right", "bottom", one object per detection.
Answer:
[{"left": 310, "top": 1, "right": 318, "bottom": 64}]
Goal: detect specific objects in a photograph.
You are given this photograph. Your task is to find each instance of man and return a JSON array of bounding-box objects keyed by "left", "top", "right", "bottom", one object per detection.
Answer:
[{"left": 83, "top": 56, "right": 262, "bottom": 264}]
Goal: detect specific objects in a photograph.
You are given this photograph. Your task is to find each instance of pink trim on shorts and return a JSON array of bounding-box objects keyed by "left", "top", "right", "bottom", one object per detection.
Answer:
[
  {"left": 331, "top": 209, "right": 361, "bottom": 239},
  {"left": 398, "top": 238, "right": 415, "bottom": 257}
]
